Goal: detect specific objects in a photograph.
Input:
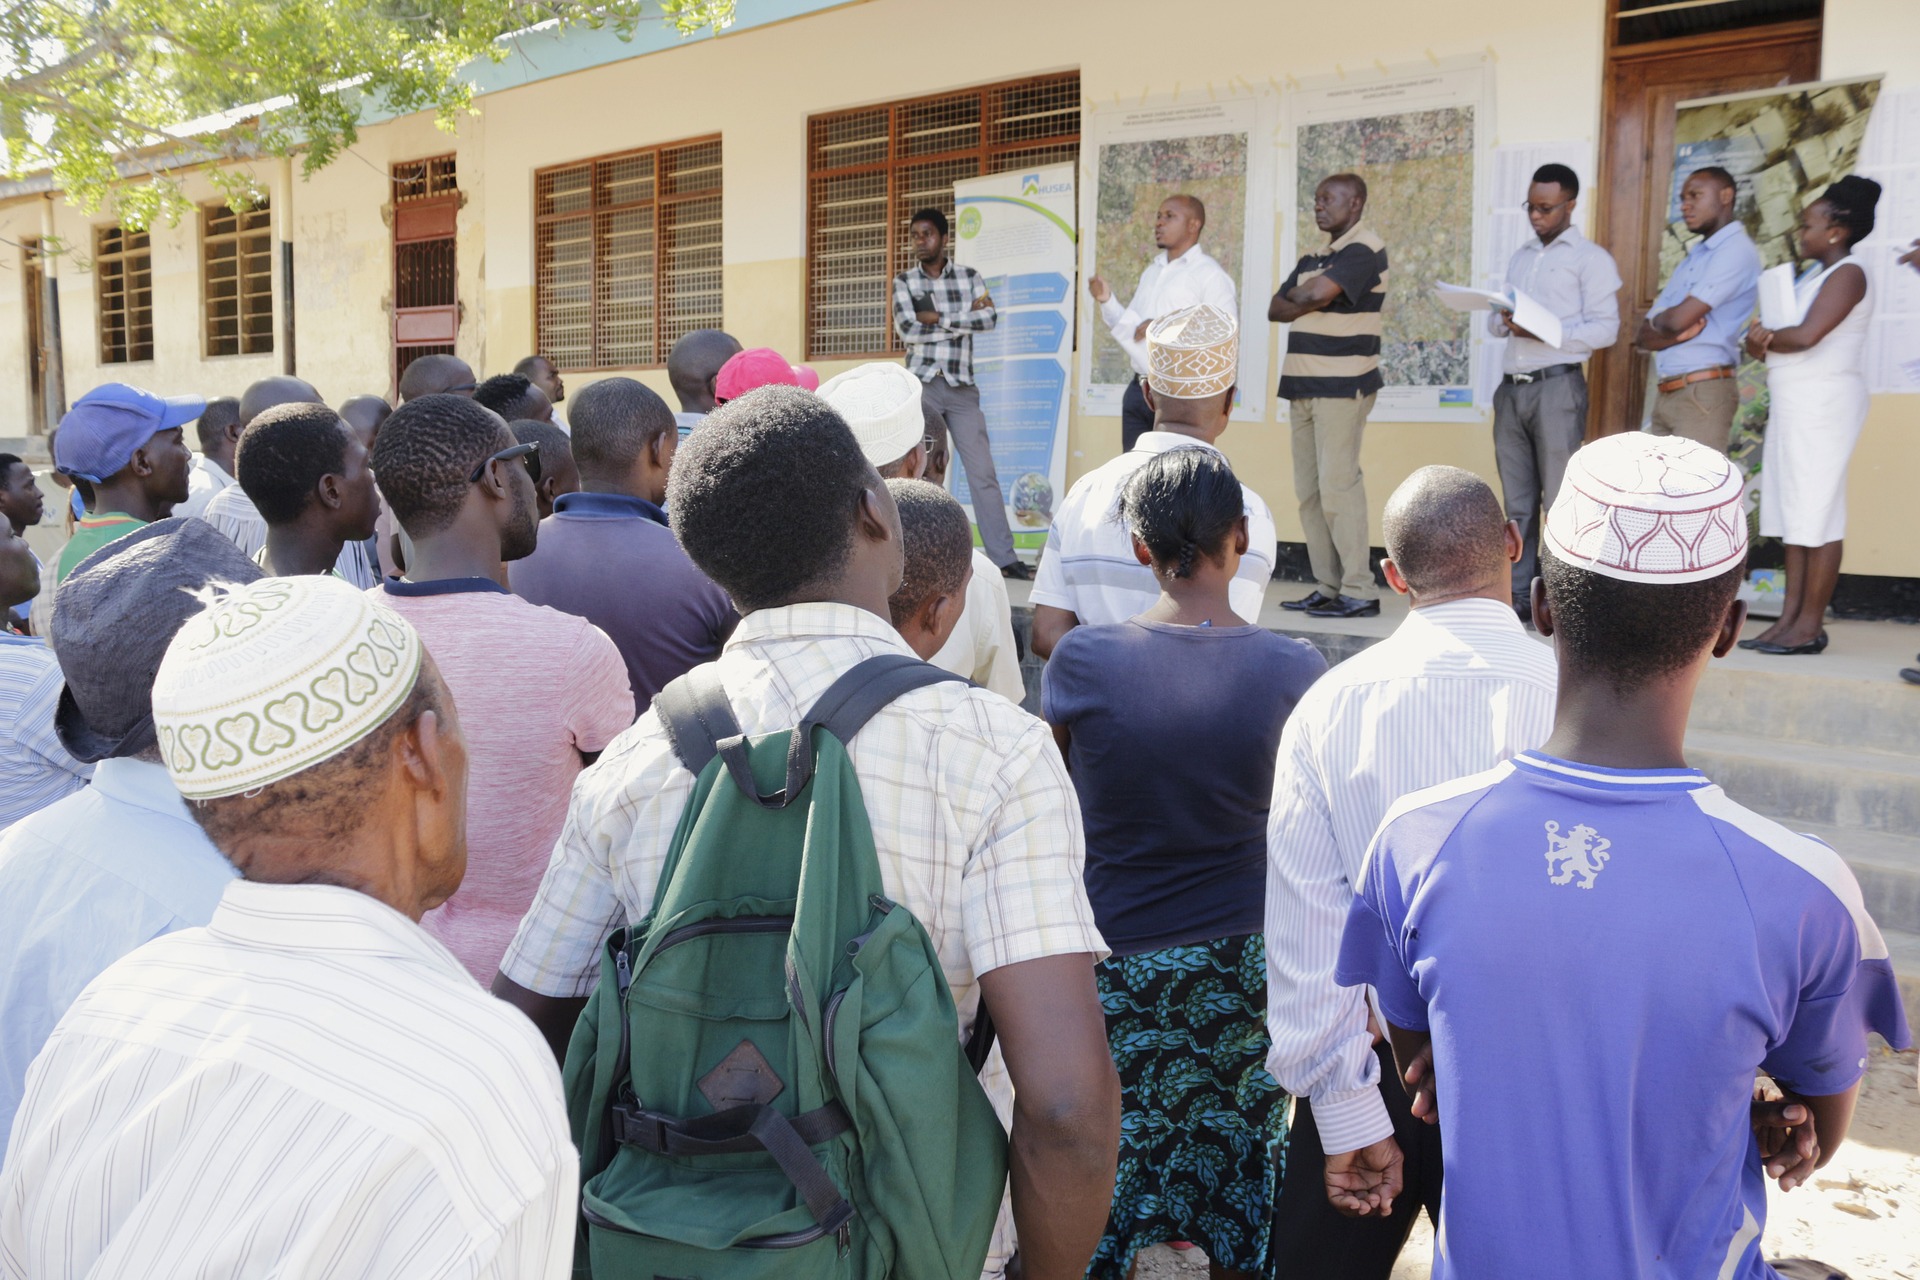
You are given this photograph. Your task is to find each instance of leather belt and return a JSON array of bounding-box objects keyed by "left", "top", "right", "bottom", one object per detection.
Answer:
[
  {"left": 1657, "top": 365, "right": 1735, "bottom": 394},
  {"left": 1503, "top": 363, "right": 1582, "bottom": 386}
]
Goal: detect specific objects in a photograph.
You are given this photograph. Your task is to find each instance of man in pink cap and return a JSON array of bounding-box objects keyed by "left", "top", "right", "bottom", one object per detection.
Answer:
[{"left": 713, "top": 347, "right": 803, "bottom": 403}]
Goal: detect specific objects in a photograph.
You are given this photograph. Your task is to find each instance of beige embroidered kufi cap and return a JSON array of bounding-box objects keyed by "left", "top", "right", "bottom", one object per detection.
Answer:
[
  {"left": 1543, "top": 432, "right": 1747, "bottom": 584},
  {"left": 152, "top": 576, "right": 424, "bottom": 800},
  {"left": 1147, "top": 303, "right": 1239, "bottom": 399}
]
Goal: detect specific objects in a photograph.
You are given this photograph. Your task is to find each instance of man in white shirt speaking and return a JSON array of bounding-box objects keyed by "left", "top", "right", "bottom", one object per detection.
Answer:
[
  {"left": 1263, "top": 466, "right": 1555, "bottom": 1277},
  {"left": 1088, "top": 195, "right": 1238, "bottom": 451},
  {"left": 0, "top": 576, "right": 576, "bottom": 1280}
]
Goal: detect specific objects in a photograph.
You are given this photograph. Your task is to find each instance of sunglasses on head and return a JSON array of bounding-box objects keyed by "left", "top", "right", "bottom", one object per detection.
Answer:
[{"left": 469, "top": 441, "right": 538, "bottom": 484}]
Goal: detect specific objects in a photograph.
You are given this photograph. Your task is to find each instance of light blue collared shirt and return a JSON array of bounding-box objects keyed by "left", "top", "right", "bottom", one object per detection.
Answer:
[
  {"left": 1650, "top": 222, "right": 1762, "bottom": 377},
  {"left": 0, "top": 757, "right": 236, "bottom": 1161}
]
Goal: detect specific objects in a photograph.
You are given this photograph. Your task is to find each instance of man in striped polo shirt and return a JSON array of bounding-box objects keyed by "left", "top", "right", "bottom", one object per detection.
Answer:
[{"left": 1269, "top": 174, "right": 1389, "bottom": 619}]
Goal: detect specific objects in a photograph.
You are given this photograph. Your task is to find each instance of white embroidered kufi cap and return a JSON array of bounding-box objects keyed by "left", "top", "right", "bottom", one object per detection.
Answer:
[
  {"left": 1146, "top": 303, "right": 1238, "bottom": 399},
  {"left": 818, "top": 362, "right": 926, "bottom": 469},
  {"left": 152, "top": 576, "right": 424, "bottom": 800},
  {"left": 1542, "top": 432, "right": 1747, "bottom": 584}
]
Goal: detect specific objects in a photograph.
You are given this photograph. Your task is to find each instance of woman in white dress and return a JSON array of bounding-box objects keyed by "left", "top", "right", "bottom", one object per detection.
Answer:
[{"left": 1741, "top": 174, "right": 1879, "bottom": 655}]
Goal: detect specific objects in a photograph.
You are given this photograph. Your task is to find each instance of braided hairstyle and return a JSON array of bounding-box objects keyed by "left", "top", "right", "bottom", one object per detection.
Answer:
[{"left": 1116, "top": 446, "right": 1244, "bottom": 580}]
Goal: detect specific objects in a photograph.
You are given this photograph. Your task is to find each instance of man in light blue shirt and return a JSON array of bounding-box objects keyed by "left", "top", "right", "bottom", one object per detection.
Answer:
[
  {"left": 0, "top": 518, "right": 260, "bottom": 1159},
  {"left": 1634, "top": 166, "right": 1762, "bottom": 453},
  {"left": 1487, "top": 164, "right": 1622, "bottom": 615}
]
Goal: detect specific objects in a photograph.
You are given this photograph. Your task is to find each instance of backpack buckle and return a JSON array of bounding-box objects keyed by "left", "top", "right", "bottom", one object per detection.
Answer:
[{"left": 609, "top": 1101, "right": 668, "bottom": 1152}]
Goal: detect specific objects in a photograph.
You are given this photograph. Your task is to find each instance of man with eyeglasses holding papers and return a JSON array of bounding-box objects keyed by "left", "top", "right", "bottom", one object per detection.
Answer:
[{"left": 1486, "top": 164, "right": 1622, "bottom": 622}]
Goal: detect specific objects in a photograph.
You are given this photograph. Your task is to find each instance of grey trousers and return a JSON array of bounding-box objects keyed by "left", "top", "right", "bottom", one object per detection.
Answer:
[
  {"left": 921, "top": 377, "right": 1015, "bottom": 566},
  {"left": 1493, "top": 369, "right": 1587, "bottom": 599}
]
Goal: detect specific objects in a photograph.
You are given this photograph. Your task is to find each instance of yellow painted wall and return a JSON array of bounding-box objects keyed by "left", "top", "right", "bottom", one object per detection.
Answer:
[{"left": 1, "top": 0, "right": 1915, "bottom": 575}]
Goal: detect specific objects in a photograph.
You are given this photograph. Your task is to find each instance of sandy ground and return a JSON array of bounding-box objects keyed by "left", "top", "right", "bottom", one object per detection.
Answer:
[{"left": 1133, "top": 1045, "right": 1920, "bottom": 1279}]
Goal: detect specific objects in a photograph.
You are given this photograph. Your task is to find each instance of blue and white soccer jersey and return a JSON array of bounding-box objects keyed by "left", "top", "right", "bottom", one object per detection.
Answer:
[{"left": 1336, "top": 751, "right": 1911, "bottom": 1280}]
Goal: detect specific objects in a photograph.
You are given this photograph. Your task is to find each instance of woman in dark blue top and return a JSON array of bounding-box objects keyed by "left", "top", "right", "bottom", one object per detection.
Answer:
[{"left": 1043, "top": 446, "right": 1326, "bottom": 1280}]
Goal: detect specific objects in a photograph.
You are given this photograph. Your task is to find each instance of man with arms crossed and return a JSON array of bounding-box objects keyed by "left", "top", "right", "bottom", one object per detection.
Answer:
[
  {"left": 1269, "top": 174, "right": 1389, "bottom": 619},
  {"left": 1634, "top": 166, "right": 1761, "bottom": 452},
  {"left": 1487, "top": 163, "right": 1621, "bottom": 621},
  {"left": 1088, "top": 195, "right": 1238, "bottom": 452},
  {"left": 494, "top": 387, "right": 1120, "bottom": 1280},
  {"left": 1336, "top": 433, "right": 1909, "bottom": 1278},
  {"left": 1264, "top": 466, "right": 1554, "bottom": 1276},
  {"left": 893, "top": 207, "right": 1028, "bottom": 580}
]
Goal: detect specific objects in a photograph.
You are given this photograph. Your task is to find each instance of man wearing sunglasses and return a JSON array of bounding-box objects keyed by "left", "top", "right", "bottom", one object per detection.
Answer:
[
  {"left": 371, "top": 395, "right": 633, "bottom": 987},
  {"left": 1486, "top": 163, "right": 1622, "bottom": 624}
]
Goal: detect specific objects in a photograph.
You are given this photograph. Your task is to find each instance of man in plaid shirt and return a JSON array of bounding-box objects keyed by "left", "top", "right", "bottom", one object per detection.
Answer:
[{"left": 893, "top": 207, "right": 1026, "bottom": 578}]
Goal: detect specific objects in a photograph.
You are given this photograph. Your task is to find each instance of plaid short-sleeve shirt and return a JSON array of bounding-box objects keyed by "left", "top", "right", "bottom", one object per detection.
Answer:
[{"left": 500, "top": 602, "right": 1104, "bottom": 1018}]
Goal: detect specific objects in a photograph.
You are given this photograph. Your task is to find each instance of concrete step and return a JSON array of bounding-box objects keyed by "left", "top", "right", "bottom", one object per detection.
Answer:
[
  {"left": 1792, "top": 822, "right": 1920, "bottom": 937},
  {"left": 1692, "top": 664, "right": 1920, "bottom": 755},
  {"left": 1686, "top": 730, "right": 1920, "bottom": 837}
]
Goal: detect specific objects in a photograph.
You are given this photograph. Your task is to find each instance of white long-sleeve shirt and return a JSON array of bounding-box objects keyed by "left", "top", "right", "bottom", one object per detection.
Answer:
[
  {"left": 1486, "top": 225, "right": 1623, "bottom": 373},
  {"left": 1101, "top": 244, "right": 1238, "bottom": 377},
  {"left": 0, "top": 880, "right": 575, "bottom": 1280},
  {"left": 1264, "top": 598, "right": 1556, "bottom": 1153}
]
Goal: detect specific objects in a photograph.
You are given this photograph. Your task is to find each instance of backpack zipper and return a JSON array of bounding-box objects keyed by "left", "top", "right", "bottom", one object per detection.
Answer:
[
  {"left": 582, "top": 1201, "right": 843, "bottom": 1250},
  {"left": 655, "top": 914, "right": 792, "bottom": 953}
]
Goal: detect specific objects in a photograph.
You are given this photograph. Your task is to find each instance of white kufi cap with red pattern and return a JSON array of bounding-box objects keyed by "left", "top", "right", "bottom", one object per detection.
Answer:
[{"left": 1543, "top": 432, "right": 1747, "bottom": 584}]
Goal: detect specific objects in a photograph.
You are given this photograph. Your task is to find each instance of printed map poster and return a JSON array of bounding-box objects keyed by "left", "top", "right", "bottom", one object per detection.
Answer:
[
  {"left": 1081, "top": 94, "right": 1276, "bottom": 421},
  {"left": 1286, "top": 59, "right": 1492, "bottom": 422},
  {"left": 1669, "top": 76, "right": 1884, "bottom": 471},
  {"left": 952, "top": 164, "right": 1076, "bottom": 554}
]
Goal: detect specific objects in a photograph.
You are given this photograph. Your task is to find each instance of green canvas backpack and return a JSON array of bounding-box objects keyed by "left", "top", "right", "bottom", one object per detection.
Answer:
[{"left": 563, "top": 654, "right": 1010, "bottom": 1280}]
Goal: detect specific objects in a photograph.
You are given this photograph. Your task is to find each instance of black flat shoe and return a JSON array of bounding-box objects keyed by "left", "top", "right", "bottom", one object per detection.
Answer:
[
  {"left": 1755, "top": 630, "right": 1828, "bottom": 656},
  {"left": 1306, "top": 595, "right": 1382, "bottom": 619},
  {"left": 1900, "top": 667, "right": 1920, "bottom": 686},
  {"left": 1282, "top": 590, "right": 1335, "bottom": 612},
  {"left": 999, "top": 560, "right": 1032, "bottom": 581},
  {"left": 1736, "top": 636, "right": 1767, "bottom": 649}
]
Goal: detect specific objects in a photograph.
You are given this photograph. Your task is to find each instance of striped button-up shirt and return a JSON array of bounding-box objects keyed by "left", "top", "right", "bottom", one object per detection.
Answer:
[
  {"left": 1487, "top": 225, "right": 1623, "bottom": 372},
  {"left": 1264, "top": 598, "right": 1556, "bottom": 1153},
  {"left": 1278, "top": 222, "right": 1389, "bottom": 400},
  {"left": 0, "top": 880, "right": 575, "bottom": 1280},
  {"left": 0, "top": 635, "right": 90, "bottom": 832},
  {"left": 892, "top": 259, "right": 998, "bottom": 386},
  {"left": 1030, "top": 433, "right": 1276, "bottom": 628}
]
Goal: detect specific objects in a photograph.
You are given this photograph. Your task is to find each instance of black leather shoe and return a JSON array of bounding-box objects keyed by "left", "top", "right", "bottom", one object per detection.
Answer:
[
  {"left": 1755, "top": 630, "right": 1828, "bottom": 656},
  {"left": 1736, "top": 636, "right": 1766, "bottom": 649},
  {"left": 1282, "top": 590, "right": 1335, "bottom": 612},
  {"left": 999, "top": 560, "right": 1033, "bottom": 581},
  {"left": 1900, "top": 667, "right": 1920, "bottom": 686},
  {"left": 1306, "top": 595, "right": 1382, "bottom": 619}
]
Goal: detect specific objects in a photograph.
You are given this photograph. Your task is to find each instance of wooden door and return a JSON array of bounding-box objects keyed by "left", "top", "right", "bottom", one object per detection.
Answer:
[
  {"left": 23, "top": 239, "right": 44, "bottom": 434},
  {"left": 1589, "top": 22, "right": 1822, "bottom": 438}
]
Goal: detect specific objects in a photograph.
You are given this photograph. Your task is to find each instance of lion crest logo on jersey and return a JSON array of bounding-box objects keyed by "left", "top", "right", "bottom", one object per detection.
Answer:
[{"left": 1544, "top": 820, "right": 1611, "bottom": 889}]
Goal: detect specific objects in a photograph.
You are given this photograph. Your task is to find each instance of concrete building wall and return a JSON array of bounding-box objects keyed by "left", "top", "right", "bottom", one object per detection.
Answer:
[{"left": 3, "top": 0, "right": 1916, "bottom": 573}]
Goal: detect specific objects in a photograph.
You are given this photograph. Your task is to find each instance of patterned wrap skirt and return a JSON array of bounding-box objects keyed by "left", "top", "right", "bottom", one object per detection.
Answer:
[{"left": 1088, "top": 932, "right": 1288, "bottom": 1279}]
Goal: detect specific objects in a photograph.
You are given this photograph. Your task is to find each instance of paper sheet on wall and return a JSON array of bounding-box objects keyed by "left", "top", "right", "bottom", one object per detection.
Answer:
[{"left": 1857, "top": 89, "right": 1920, "bottom": 394}]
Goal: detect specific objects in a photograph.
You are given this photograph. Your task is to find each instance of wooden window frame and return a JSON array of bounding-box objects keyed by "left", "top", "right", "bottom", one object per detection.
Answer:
[
  {"left": 202, "top": 200, "right": 274, "bottom": 359},
  {"left": 805, "top": 72, "right": 1081, "bottom": 362},
  {"left": 533, "top": 135, "right": 724, "bottom": 373},
  {"left": 94, "top": 224, "right": 154, "bottom": 365},
  {"left": 1607, "top": 0, "right": 1823, "bottom": 50}
]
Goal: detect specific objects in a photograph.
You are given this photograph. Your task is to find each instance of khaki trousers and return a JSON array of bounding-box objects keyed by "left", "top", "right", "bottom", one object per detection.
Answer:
[
  {"left": 1290, "top": 392, "right": 1378, "bottom": 600},
  {"left": 1649, "top": 376, "right": 1739, "bottom": 453}
]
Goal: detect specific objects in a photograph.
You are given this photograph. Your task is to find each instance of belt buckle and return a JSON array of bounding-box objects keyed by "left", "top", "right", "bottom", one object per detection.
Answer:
[{"left": 1511, "top": 371, "right": 1537, "bottom": 384}]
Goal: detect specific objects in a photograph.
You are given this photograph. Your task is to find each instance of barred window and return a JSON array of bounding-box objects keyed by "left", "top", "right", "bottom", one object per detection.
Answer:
[
  {"left": 806, "top": 73, "right": 1080, "bottom": 359},
  {"left": 535, "top": 137, "right": 723, "bottom": 371},
  {"left": 204, "top": 202, "right": 274, "bottom": 357},
  {"left": 95, "top": 225, "right": 153, "bottom": 364}
]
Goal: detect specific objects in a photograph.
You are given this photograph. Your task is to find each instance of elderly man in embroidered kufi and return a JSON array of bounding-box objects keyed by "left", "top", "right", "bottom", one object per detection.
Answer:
[
  {"left": 0, "top": 575, "right": 577, "bottom": 1280},
  {"left": 1333, "top": 431, "right": 1908, "bottom": 1278},
  {"left": 1030, "top": 302, "right": 1276, "bottom": 657}
]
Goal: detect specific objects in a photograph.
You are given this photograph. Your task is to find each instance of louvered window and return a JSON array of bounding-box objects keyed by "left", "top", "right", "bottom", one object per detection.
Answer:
[
  {"left": 535, "top": 137, "right": 723, "bottom": 371},
  {"left": 806, "top": 73, "right": 1080, "bottom": 359},
  {"left": 204, "top": 202, "right": 273, "bottom": 357},
  {"left": 95, "top": 225, "right": 153, "bottom": 364}
]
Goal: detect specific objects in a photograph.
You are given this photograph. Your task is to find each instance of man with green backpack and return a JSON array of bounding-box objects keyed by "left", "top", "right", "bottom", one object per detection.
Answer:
[{"left": 493, "top": 386, "right": 1120, "bottom": 1280}]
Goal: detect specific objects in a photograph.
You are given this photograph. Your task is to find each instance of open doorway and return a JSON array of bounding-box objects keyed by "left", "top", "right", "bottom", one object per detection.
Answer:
[{"left": 1588, "top": 1, "right": 1822, "bottom": 437}]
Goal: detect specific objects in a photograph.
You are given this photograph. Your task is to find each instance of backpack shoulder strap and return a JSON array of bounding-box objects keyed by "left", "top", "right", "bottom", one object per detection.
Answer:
[
  {"left": 655, "top": 663, "right": 742, "bottom": 777},
  {"left": 804, "top": 653, "right": 972, "bottom": 745}
]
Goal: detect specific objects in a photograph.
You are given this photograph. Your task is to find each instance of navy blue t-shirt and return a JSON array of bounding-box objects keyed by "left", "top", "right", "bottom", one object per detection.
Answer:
[{"left": 1042, "top": 619, "right": 1327, "bottom": 955}]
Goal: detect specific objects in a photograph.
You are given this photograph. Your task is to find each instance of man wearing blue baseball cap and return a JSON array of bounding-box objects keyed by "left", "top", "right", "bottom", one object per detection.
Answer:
[{"left": 53, "top": 384, "right": 200, "bottom": 581}]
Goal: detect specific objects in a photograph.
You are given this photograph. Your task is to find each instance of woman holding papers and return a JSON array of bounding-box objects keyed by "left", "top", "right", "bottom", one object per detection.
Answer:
[{"left": 1742, "top": 174, "right": 1879, "bottom": 656}]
